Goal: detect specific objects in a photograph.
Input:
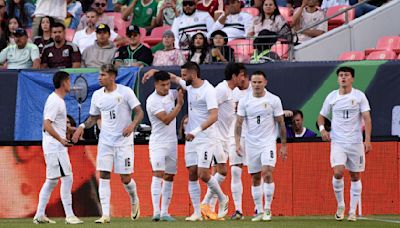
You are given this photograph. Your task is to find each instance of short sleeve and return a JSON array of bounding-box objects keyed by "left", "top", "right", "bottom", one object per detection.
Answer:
[
  {"left": 359, "top": 92, "right": 371, "bottom": 113},
  {"left": 70, "top": 44, "right": 81, "bottom": 63},
  {"left": 30, "top": 45, "right": 40, "bottom": 60},
  {"left": 0, "top": 47, "right": 8, "bottom": 63},
  {"left": 113, "top": 46, "right": 125, "bottom": 62},
  {"left": 170, "top": 90, "right": 178, "bottom": 100},
  {"left": 216, "top": 85, "right": 227, "bottom": 105},
  {"left": 205, "top": 86, "right": 218, "bottom": 110},
  {"left": 178, "top": 78, "right": 187, "bottom": 90},
  {"left": 320, "top": 93, "right": 332, "bottom": 118},
  {"left": 273, "top": 96, "right": 284, "bottom": 117},
  {"left": 41, "top": 47, "right": 49, "bottom": 64},
  {"left": 237, "top": 98, "right": 246, "bottom": 117},
  {"left": 147, "top": 97, "right": 165, "bottom": 115},
  {"left": 89, "top": 93, "right": 100, "bottom": 116},
  {"left": 44, "top": 97, "right": 60, "bottom": 122},
  {"left": 126, "top": 88, "right": 141, "bottom": 110}
]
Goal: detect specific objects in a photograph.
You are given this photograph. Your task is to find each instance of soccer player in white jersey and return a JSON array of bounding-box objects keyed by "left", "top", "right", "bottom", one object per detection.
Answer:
[
  {"left": 33, "top": 71, "right": 83, "bottom": 225},
  {"left": 200, "top": 63, "right": 245, "bottom": 220},
  {"left": 72, "top": 64, "right": 144, "bottom": 223},
  {"left": 143, "top": 62, "right": 229, "bottom": 221},
  {"left": 235, "top": 71, "right": 287, "bottom": 222},
  {"left": 317, "top": 66, "right": 372, "bottom": 222},
  {"left": 145, "top": 71, "right": 184, "bottom": 222}
]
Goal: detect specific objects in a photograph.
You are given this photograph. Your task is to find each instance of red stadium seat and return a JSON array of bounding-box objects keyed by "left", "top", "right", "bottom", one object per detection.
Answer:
[
  {"left": 365, "top": 36, "right": 400, "bottom": 55},
  {"left": 279, "top": 7, "right": 292, "bottom": 25},
  {"left": 106, "top": 12, "right": 129, "bottom": 37},
  {"left": 271, "top": 41, "right": 289, "bottom": 59},
  {"left": 326, "top": 5, "right": 355, "bottom": 30},
  {"left": 241, "top": 7, "right": 260, "bottom": 17},
  {"left": 143, "top": 25, "right": 171, "bottom": 46},
  {"left": 338, "top": 51, "right": 365, "bottom": 61},
  {"left": 66, "top": 28, "right": 75, "bottom": 42},
  {"left": 366, "top": 50, "right": 397, "bottom": 60},
  {"left": 228, "top": 39, "right": 254, "bottom": 58},
  {"left": 398, "top": 53, "right": 400, "bottom": 60}
]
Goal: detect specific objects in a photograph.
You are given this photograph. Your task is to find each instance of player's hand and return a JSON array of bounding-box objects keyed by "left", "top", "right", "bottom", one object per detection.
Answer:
[
  {"left": 283, "top": 110, "right": 293, "bottom": 117},
  {"left": 364, "top": 141, "right": 372, "bottom": 153},
  {"left": 320, "top": 129, "right": 331, "bottom": 141},
  {"left": 185, "top": 133, "right": 195, "bottom": 141},
  {"left": 142, "top": 69, "right": 159, "bottom": 84},
  {"left": 123, "top": 125, "right": 135, "bottom": 137},
  {"left": 236, "top": 143, "right": 243, "bottom": 157},
  {"left": 280, "top": 144, "right": 287, "bottom": 161},
  {"left": 60, "top": 138, "right": 73, "bottom": 147},
  {"left": 177, "top": 89, "right": 184, "bottom": 106},
  {"left": 72, "top": 127, "right": 84, "bottom": 143}
]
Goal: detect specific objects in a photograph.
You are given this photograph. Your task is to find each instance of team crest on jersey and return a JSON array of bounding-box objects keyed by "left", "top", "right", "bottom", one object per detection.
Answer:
[
  {"left": 264, "top": 103, "right": 268, "bottom": 109},
  {"left": 48, "top": 52, "right": 54, "bottom": 57},
  {"left": 62, "top": 49, "right": 70, "bottom": 57},
  {"left": 116, "top": 96, "right": 122, "bottom": 103},
  {"left": 194, "top": 17, "right": 199, "bottom": 22},
  {"left": 38, "top": 43, "right": 43, "bottom": 47},
  {"left": 146, "top": 8, "right": 153, "bottom": 15},
  {"left": 351, "top": 99, "right": 357, "bottom": 106}
]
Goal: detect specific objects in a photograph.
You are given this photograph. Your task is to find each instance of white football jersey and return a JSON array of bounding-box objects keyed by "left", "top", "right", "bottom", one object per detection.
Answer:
[
  {"left": 42, "top": 92, "right": 67, "bottom": 153},
  {"left": 212, "top": 12, "right": 253, "bottom": 41},
  {"left": 146, "top": 90, "right": 178, "bottom": 144},
  {"left": 179, "top": 79, "right": 218, "bottom": 140},
  {"left": 215, "top": 80, "right": 235, "bottom": 140},
  {"left": 237, "top": 89, "right": 284, "bottom": 146},
  {"left": 229, "top": 85, "right": 252, "bottom": 137},
  {"left": 90, "top": 84, "right": 141, "bottom": 146},
  {"left": 320, "top": 88, "right": 370, "bottom": 143}
]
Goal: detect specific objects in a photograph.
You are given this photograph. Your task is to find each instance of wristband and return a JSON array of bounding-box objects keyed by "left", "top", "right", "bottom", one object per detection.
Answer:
[
  {"left": 319, "top": 125, "right": 325, "bottom": 132},
  {"left": 79, "top": 123, "right": 86, "bottom": 129},
  {"left": 190, "top": 127, "right": 202, "bottom": 137}
]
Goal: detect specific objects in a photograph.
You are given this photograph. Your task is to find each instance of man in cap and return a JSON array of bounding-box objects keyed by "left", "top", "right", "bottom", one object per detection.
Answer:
[
  {"left": 153, "top": 30, "right": 186, "bottom": 66},
  {"left": 0, "top": 28, "right": 40, "bottom": 69}
]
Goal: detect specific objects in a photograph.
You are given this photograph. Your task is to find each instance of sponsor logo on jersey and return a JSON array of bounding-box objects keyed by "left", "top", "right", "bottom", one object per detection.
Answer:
[
  {"left": 48, "top": 52, "right": 53, "bottom": 57},
  {"left": 62, "top": 49, "right": 70, "bottom": 57}
]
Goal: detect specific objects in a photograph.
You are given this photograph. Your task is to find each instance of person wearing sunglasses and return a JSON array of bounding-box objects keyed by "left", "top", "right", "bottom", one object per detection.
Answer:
[
  {"left": 171, "top": 0, "right": 214, "bottom": 49},
  {"left": 31, "top": 0, "right": 67, "bottom": 38},
  {"left": 122, "top": 0, "right": 158, "bottom": 31},
  {"left": 77, "top": 0, "right": 114, "bottom": 31}
]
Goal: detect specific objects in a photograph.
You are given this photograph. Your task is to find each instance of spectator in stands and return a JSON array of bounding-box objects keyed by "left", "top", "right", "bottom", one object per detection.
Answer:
[
  {"left": 77, "top": 0, "right": 114, "bottom": 31},
  {"left": 153, "top": 30, "right": 186, "bottom": 66},
  {"left": 7, "top": 0, "right": 35, "bottom": 28},
  {"left": 292, "top": 0, "right": 327, "bottom": 43},
  {"left": 210, "top": 30, "right": 235, "bottom": 63},
  {"left": 0, "top": 28, "right": 40, "bottom": 69},
  {"left": 81, "top": 24, "right": 118, "bottom": 67},
  {"left": 31, "top": 0, "right": 67, "bottom": 38},
  {"left": 188, "top": 31, "right": 211, "bottom": 64},
  {"left": 122, "top": 0, "right": 158, "bottom": 31},
  {"left": 287, "top": 0, "right": 303, "bottom": 15},
  {"left": 248, "top": 0, "right": 287, "bottom": 36},
  {"left": 321, "top": 0, "right": 377, "bottom": 18},
  {"left": 250, "top": 29, "right": 280, "bottom": 63},
  {"left": 114, "top": 25, "right": 153, "bottom": 67},
  {"left": 211, "top": 0, "right": 253, "bottom": 41},
  {"left": 66, "top": 0, "right": 83, "bottom": 30},
  {"left": 0, "top": 0, "right": 7, "bottom": 34},
  {"left": 41, "top": 22, "right": 81, "bottom": 68},
  {"left": 154, "top": 0, "right": 183, "bottom": 27},
  {"left": 33, "top": 16, "right": 54, "bottom": 55},
  {"left": 197, "top": 0, "right": 224, "bottom": 20},
  {"left": 0, "top": 17, "right": 21, "bottom": 51},
  {"left": 73, "top": 9, "right": 119, "bottom": 53},
  {"left": 171, "top": 0, "right": 214, "bottom": 49},
  {"left": 285, "top": 109, "right": 317, "bottom": 138}
]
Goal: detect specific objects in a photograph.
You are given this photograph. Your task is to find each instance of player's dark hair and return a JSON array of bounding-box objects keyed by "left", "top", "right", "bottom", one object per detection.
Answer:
[
  {"left": 292, "top": 110, "right": 303, "bottom": 119},
  {"left": 53, "top": 71, "right": 70, "bottom": 89},
  {"left": 336, "top": 66, "right": 355, "bottom": 78},
  {"left": 181, "top": 61, "right": 200, "bottom": 78},
  {"left": 52, "top": 22, "right": 65, "bottom": 31},
  {"left": 154, "top": 71, "right": 171, "bottom": 81},
  {"left": 100, "top": 64, "right": 118, "bottom": 77},
  {"left": 224, "top": 63, "right": 240, "bottom": 80},
  {"left": 252, "top": 70, "right": 267, "bottom": 79}
]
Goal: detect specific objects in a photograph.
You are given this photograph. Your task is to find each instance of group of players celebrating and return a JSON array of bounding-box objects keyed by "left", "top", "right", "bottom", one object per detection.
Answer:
[{"left": 33, "top": 62, "right": 371, "bottom": 224}]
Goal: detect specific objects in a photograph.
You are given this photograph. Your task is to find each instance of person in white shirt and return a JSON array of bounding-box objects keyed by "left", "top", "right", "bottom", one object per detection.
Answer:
[
  {"left": 72, "top": 64, "right": 144, "bottom": 224},
  {"left": 317, "top": 66, "right": 372, "bottom": 222},
  {"left": 143, "top": 61, "right": 229, "bottom": 221},
  {"left": 145, "top": 71, "right": 184, "bottom": 222},
  {"left": 200, "top": 63, "right": 246, "bottom": 219},
  {"left": 33, "top": 71, "right": 83, "bottom": 225},
  {"left": 235, "top": 70, "right": 287, "bottom": 222},
  {"left": 32, "top": 0, "right": 67, "bottom": 37}
]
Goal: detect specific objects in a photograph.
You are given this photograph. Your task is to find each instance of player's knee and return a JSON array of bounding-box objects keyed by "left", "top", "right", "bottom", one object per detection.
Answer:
[
  {"left": 163, "top": 173, "right": 174, "bottom": 181},
  {"left": 119, "top": 174, "right": 132, "bottom": 184},
  {"left": 333, "top": 172, "right": 343, "bottom": 179},
  {"left": 99, "top": 171, "right": 111, "bottom": 179},
  {"left": 198, "top": 172, "right": 210, "bottom": 182},
  {"left": 350, "top": 172, "right": 360, "bottom": 181},
  {"left": 251, "top": 173, "right": 262, "bottom": 186}
]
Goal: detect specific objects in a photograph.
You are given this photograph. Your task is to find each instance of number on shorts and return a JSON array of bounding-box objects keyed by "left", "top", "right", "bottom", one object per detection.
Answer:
[
  {"left": 270, "top": 150, "right": 274, "bottom": 159},
  {"left": 257, "top": 115, "right": 261, "bottom": 124},
  {"left": 110, "top": 110, "right": 116, "bottom": 119},
  {"left": 204, "top": 151, "right": 208, "bottom": 160},
  {"left": 360, "top": 156, "right": 363, "bottom": 165},
  {"left": 125, "top": 158, "right": 131, "bottom": 167},
  {"left": 342, "top": 110, "right": 349, "bottom": 119}
]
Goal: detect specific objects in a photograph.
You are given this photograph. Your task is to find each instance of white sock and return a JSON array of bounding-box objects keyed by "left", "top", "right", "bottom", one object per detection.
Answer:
[
  {"left": 160, "top": 180, "right": 173, "bottom": 217},
  {"left": 99, "top": 178, "right": 111, "bottom": 216},
  {"left": 35, "top": 179, "right": 58, "bottom": 217},
  {"left": 151, "top": 176, "right": 162, "bottom": 216},
  {"left": 189, "top": 181, "right": 201, "bottom": 216},
  {"left": 60, "top": 175, "right": 74, "bottom": 217},
  {"left": 124, "top": 179, "right": 138, "bottom": 204},
  {"left": 209, "top": 173, "right": 226, "bottom": 211},
  {"left": 332, "top": 177, "right": 345, "bottom": 207},
  {"left": 251, "top": 185, "right": 263, "bottom": 214},
  {"left": 263, "top": 182, "right": 275, "bottom": 210},
  {"left": 231, "top": 166, "right": 243, "bottom": 212},
  {"left": 349, "top": 180, "right": 362, "bottom": 214},
  {"left": 206, "top": 176, "right": 225, "bottom": 202}
]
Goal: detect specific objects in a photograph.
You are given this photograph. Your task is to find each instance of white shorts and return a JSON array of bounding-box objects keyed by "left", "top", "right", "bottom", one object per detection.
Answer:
[
  {"left": 331, "top": 142, "right": 365, "bottom": 172},
  {"left": 245, "top": 143, "right": 276, "bottom": 174},
  {"left": 149, "top": 142, "right": 177, "bottom": 174},
  {"left": 229, "top": 137, "right": 247, "bottom": 166},
  {"left": 185, "top": 139, "right": 216, "bottom": 168},
  {"left": 212, "top": 139, "right": 229, "bottom": 165},
  {"left": 97, "top": 143, "right": 134, "bottom": 174},
  {"left": 44, "top": 149, "right": 72, "bottom": 179}
]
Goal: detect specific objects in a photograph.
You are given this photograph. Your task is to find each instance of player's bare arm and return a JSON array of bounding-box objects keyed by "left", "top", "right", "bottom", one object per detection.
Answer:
[
  {"left": 43, "top": 119, "right": 72, "bottom": 147},
  {"left": 186, "top": 108, "right": 218, "bottom": 141},
  {"left": 123, "top": 105, "right": 144, "bottom": 137},
  {"left": 71, "top": 115, "right": 100, "bottom": 143},
  {"left": 142, "top": 69, "right": 181, "bottom": 85},
  {"left": 235, "top": 115, "right": 244, "bottom": 156},
  {"left": 275, "top": 115, "right": 287, "bottom": 160},
  {"left": 362, "top": 111, "right": 372, "bottom": 153},
  {"left": 155, "top": 89, "right": 184, "bottom": 125},
  {"left": 317, "top": 114, "right": 331, "bottom": 141}
]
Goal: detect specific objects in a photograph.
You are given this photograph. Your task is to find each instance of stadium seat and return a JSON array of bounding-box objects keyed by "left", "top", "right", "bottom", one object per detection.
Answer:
[
  {"left": 228, "top": 39, "right": 254, "bottom": 58},
  {"left": 365, "top": 36, "right": 400, "bottom": 55},
  {"left": 338, "top": 51, "right": 365, "bottom": 61},
  {"left": 66, "top": 28, "right": 75, "bottom": 42},
  {"left": 279, "top": 7, "right": 292, "bottom": 25},
  {"left": 106, "top": 12, "right": 129, "bottom": 37},
  {"left": 271, "top": 41, "right": 289, "bottom": 59},
  {"left": 366, "top": 50, "right": 397, "bottom": 60},
  {"left": 241, "top": 7, "right": 260, "bottom": 17},
  {"left": 326, "top": 5, "right": 355, "bottom": 30},
  {"left": 398, "top": 53, "right": 400, "bottom": 60},
  {"left": 143, "top": 25, "right": 171, "bottom": 46}
]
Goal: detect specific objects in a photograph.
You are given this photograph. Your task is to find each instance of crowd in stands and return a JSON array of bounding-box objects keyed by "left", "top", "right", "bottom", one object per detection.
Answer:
[{"left": 0, "top": 0, "right": 392, "bottom": 69}]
